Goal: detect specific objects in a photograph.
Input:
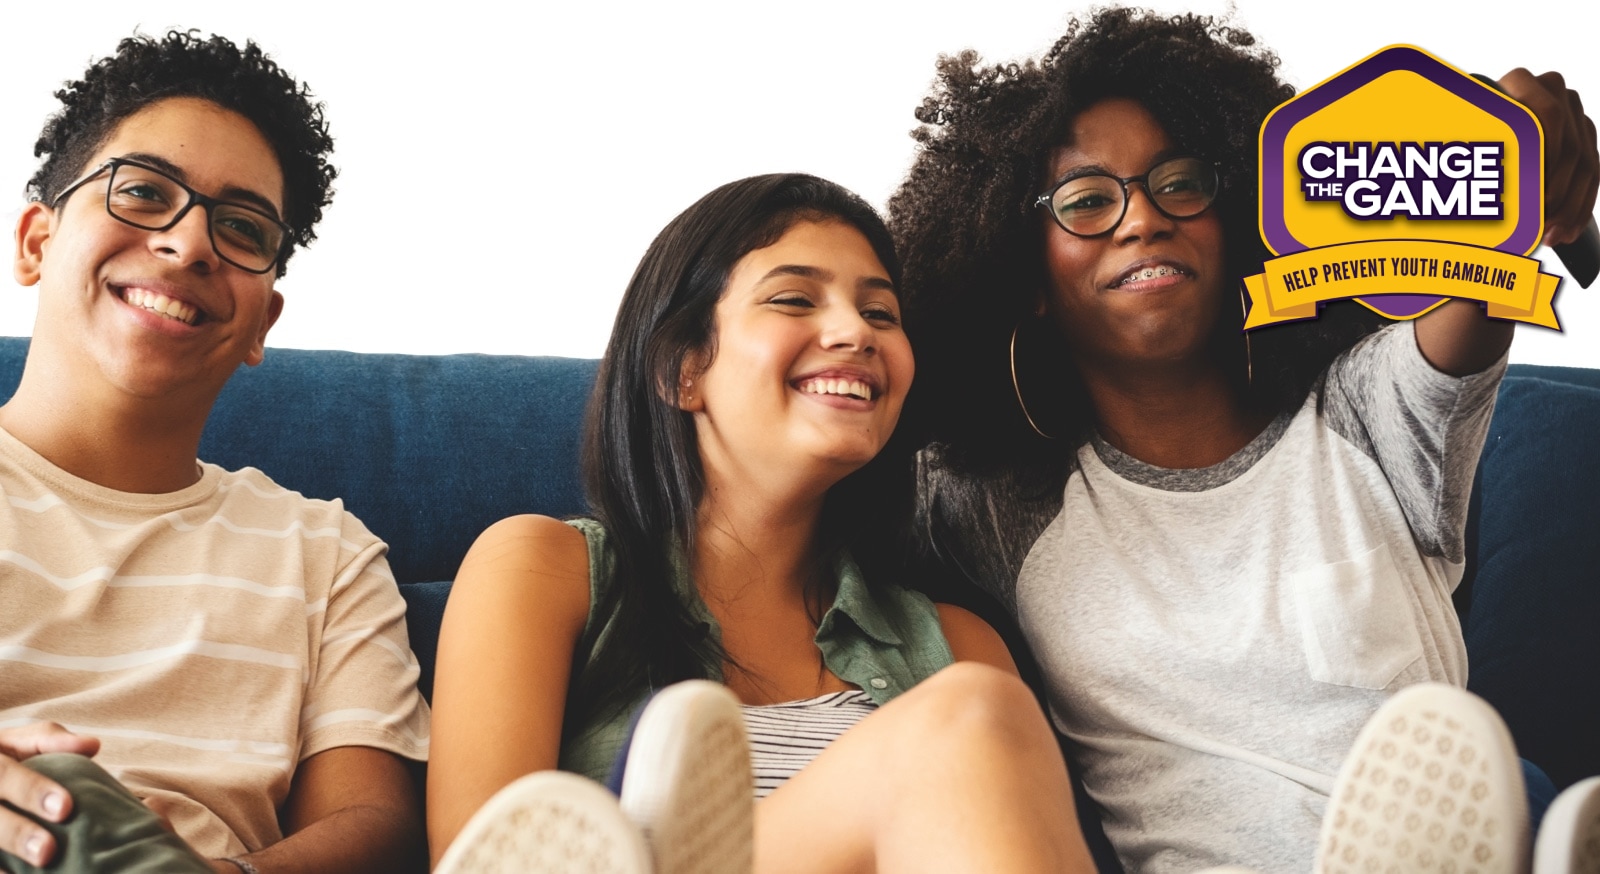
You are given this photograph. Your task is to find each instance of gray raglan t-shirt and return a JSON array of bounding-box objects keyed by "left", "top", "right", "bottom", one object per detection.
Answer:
[{"left": 921, "top": 322, "right": 1506, "bottom": 873}]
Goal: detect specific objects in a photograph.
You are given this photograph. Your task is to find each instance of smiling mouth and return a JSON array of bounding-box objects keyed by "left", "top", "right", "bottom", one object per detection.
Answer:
[
  {"left": 1111, "top": 265, "right": 1189, "bottom": 288},
  {"left": 120, "top": 287, "right": 201, "bottom": 326},
  {"left": 796, "top": 377, "right": 876, "bottom": 401}
]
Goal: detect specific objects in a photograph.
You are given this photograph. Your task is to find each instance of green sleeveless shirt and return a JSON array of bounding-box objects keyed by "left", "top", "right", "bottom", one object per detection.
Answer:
[{"left": 557, "top": 518, "right": 956, "bottom": 782}]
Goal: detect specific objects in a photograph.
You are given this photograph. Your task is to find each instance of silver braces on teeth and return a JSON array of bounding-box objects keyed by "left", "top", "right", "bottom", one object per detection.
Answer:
[{"left": 1119, "top": 266, "right": 1182, "bottom": 286}]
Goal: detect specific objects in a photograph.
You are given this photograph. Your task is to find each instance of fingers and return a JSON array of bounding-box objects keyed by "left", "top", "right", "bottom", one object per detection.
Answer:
[
  {"left": 0, "top": 760, "right": 66, "bottom": 867},
  {"left": 1573, "top": 111, "right": 1600, "bottom": 239},
  {"left": 0, "top": 722, "right": 96, "bottom": 867},
  {"left": 1498, "top": 69, "right": 1573, "bottom": 239},
  {"left": 0, "top": 721, "right": 101, "bottom": 759},
  {"left": 0, "top": 752, "right": 72, "bottom": 822},
  {"left": 1541, "top": 72, "right": 1598, "bottom": 244},
  {"left": 1498, "top": 68, "right": 1599, "bottom": 246}
]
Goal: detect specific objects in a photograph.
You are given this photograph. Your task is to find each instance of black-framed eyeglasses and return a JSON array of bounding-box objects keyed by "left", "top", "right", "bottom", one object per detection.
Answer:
[
  {"left": 1034, "top": 156, "right": 1219, "bottom": 237},
  {"left": 51, "top": 157, "right": 292, "bottom": 275}
]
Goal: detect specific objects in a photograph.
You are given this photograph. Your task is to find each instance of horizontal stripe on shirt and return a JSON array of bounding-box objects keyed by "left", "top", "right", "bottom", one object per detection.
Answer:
[{"left": 742, "top": 689, "right": 875, "bottom": 799}]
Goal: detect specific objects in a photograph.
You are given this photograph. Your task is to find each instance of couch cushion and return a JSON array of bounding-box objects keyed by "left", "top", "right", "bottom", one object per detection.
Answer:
[
  {"left": 399, "top": 581, "right": 452, "bottom": 703},
  {"left": 198, "top": 349, "right": 598, "bottom": 585},
  {"left": 1465, "top": 370, "right": 1600, "bottom": 789}
]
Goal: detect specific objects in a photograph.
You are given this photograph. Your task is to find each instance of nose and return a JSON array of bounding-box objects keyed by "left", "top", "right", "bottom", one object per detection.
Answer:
[
  {"left": 1113, "top": 183, "right": 1176, "bottom": 243},
  {"left": 147, "top": 203, "right": 219, "bottom": 274},
  {"left": 820, "top": 307, "right": 878, "bottom": 354}
]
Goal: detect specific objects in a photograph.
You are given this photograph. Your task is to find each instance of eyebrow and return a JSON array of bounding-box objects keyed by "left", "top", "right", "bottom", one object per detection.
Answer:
[
  {"left": 1049, "top": 147, "right": 1190, "bottom": 187},
  {"left": 121, "top": 151, "right": 285, "bottom": 220},
  {"left": 757, "top": 264, "right": 896, "bottom": 294}
]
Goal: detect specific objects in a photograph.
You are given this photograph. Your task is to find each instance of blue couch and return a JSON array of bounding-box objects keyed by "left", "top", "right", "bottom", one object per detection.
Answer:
[{"left": 2, "top": 338, "right": 1595, "bottom": 865}]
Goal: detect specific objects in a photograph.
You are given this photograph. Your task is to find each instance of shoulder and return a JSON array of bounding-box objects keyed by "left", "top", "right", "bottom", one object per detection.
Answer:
[
  {"left": 934, "top": 602, "right": 994, "bottom": 639},
  {"left": 169, "top": 467, "right": 388, "bottom": 605},
  {"left": 1320, "top": 319, "right": 1504, "bottom": 448},
  {"left": 1324, "top": 319, "right": 1502, "bottom": 398},
  {"left": 210, "top": 464, "right": 375, "bottom": 536},
  {"left": 453, "top": 515, "right": 592, "bottom": 620},
  {"left": 209, "top": 462, "right": 301, "bottom": 502},
  {"left": 1325, "top": 321, "right": 1406, "bottom": 383},
  {"left": 465, "top": 515, "right": 590, "bottom": 569},
  {"left": 935, "top": 603, "right": 1019, "bottom": 675}
]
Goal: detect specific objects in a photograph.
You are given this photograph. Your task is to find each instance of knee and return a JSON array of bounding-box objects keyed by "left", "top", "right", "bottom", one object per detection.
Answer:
[
  {"left": 900, "top": 662, "right": 1054, "bottom": 748},
  {"left": 920, "top": 662, "right": 1041, "bottom": 713}
]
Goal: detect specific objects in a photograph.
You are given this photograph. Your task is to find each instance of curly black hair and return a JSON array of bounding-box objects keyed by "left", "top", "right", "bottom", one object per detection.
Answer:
[
  {"left": 890, "top": 7, "right": 1384, "bottom": 472},
  {"left": 26, "top": 30, "right": 335, "bottom": 277}
]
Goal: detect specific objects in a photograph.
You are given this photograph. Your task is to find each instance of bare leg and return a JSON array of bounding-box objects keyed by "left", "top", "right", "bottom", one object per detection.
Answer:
[{"left": 754, "top": 662, "right": 1095, "bottom": 874}]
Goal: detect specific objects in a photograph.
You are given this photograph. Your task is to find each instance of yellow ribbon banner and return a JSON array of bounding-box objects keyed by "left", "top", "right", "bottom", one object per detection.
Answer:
[{"left": 1243, "top": 240, "right": 1561, "bottom": 329}]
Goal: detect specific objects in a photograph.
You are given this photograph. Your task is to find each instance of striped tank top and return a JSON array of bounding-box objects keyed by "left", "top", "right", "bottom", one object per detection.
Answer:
[{"left": 742, "top": 689, "right": 877, "bottom": 799}]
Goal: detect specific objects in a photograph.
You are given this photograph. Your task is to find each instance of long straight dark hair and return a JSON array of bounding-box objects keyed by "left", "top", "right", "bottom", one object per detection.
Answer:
[{"left": 570, "top": 173, "right": 911, "bottom": 731}]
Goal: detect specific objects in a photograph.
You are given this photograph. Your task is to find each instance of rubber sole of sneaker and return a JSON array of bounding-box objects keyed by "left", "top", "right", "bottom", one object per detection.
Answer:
[
  {"left": 1316, "top": 682, "right": 1529, "bottom": 874},
  {"left": 618, "top": 680, "right": 753, "bottom": 874},
  {"left": 1535, "top": 776, "right": 1600, "bottom": 874},
  {"left": 435, "top": 770, "right": 652, "bottom": 874}
]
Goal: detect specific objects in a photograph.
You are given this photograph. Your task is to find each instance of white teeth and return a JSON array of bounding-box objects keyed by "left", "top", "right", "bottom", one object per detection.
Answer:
[
  {"left": 799, "top": 377, "right": 874, "bottom": 400},
  {"left": 123, "top": 287, "right": 198, "bottom": 325}
]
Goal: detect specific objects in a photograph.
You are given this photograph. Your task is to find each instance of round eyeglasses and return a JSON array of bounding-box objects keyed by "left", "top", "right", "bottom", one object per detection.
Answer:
[
  {"left": 1035, "top": 156, "right": 1219, "bottom": 237},
  {"left": 51, "top": 157, "right": 292, "bottom": 275}
]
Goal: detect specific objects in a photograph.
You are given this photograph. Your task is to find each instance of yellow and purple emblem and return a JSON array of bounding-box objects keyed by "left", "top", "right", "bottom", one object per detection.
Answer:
[{"left": 1249, "top": 45, "right": 1562, "bottom": 330}]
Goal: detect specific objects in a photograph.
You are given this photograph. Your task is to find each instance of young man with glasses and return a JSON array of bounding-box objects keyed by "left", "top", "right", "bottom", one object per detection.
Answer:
[{"left": 0, "top": 32, "right": 429, "bottom": 873}]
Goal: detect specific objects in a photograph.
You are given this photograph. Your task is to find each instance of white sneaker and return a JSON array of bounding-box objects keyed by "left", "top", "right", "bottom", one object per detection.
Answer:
[
  {"left": 1535, "top": 776, "right": 1600, "bottom": 874},
  {"left": 617, "top": 680, "right": 753, "bottom": 874},
  {"left": 1315, "top": 683, "right": 1530, "bottom": 874},
  {"left": 435, "top": 770, "right": 652, "bottom": 874}
]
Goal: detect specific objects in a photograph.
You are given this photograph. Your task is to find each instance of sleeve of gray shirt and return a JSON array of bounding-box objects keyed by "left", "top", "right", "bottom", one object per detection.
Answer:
[{"left": 1320, "top": 321, "right": 1508, "bottom": 563}]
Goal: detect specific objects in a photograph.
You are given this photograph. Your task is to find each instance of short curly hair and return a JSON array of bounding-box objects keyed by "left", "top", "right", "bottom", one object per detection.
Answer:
[
  {"left": 890, "top": 7, "right": 1384, "bottom": 469},
  {"left": 26, "top": 30, "right": 336, "bottom": 277}
]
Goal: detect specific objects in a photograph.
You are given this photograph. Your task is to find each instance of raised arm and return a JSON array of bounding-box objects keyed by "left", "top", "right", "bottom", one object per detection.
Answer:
[
  {"left": 1413, "top": 298, "right": 1514, "bottom": 376},
  {"left": 425, "top": 515, "right": 592, "bottom": 867},
  {"left": 1415, "top": 68, "right": 1597, "bottom": 375},
  {"left": 1499, "top": 68, "right": 1598, "bottom": 248}
]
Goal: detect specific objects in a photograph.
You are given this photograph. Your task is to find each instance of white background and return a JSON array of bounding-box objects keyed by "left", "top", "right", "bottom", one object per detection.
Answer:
[{"left": 3, "top": 1, "right": 1595, "bottom": 366}]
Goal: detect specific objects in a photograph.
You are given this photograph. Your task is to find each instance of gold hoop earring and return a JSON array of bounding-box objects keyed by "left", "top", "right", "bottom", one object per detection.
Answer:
[
  {"left": 1010, "top": 317, "right": 1058, "bottom": 440},
  {"left": 1238, "top": 288, "right": 1254, "bottom": 388}
]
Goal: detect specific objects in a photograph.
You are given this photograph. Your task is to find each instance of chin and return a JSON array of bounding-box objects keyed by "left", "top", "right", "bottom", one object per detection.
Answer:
[
  {"left": 1120, "top": 306, "right": 1219, "bottom": 357},
  {"left": 815, "top": 444, "right": 884, "bottom": 474}
]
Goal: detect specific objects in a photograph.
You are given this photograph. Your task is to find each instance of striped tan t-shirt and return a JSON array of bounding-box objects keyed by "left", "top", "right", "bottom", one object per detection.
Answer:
[{"left": 0, "top": 425, "right": 430, "bottom": 858}]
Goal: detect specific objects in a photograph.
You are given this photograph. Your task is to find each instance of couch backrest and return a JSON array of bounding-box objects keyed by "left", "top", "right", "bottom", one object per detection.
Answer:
[
  {"left": 5, "top": 334, "right": 1590, "bottom": 590},
  {"left": 0, "top": 337, "right": 598, "bottom": 586},
  {"left": 5, "top": 337, "right": 1597, "bottom": 788}
]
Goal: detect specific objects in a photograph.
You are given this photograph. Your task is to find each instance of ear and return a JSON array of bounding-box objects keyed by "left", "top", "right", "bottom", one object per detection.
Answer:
[
  {"left": 675, "top": 350, "right": 709, "bottom": 412},
  {"left": 13, "top": 202, "right": 55, "bottom": 287},
  {"left": 243, "top": 290, "right": 285, "bottom": 367}
]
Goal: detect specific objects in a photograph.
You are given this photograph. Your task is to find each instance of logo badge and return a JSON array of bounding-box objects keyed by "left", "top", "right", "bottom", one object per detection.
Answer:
[{"left": 1248, "top": 45, "right": 1561, "bottom": 329}]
